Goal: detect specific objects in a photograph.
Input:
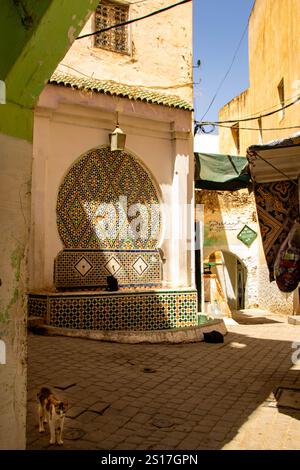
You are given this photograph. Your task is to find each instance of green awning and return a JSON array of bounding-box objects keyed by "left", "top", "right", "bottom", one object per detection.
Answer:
[{"left": 194, "top": 152, "right": 251, "bottom": 190}]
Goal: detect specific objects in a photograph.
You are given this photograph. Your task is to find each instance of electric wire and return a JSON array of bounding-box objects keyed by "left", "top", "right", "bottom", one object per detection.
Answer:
[
  {"left": 195, "top": 94, "right": 300, "bottom": 126},
  {"left": 59, "top": 63, "right": 193, "bottom": 89},
  {"left": 227, "top": 92, "right": 300, "bottom": 120},
  {"left": 72, "top": 2, "right": 300, "bottom": 134},
  {"left": 200, "top": 21, "right": 249, "bottom": 121},
  {"left": 206, "top": 123, "right": 300, "bottom": 131},
  {"left": 251, "top": 151, "right": 299, "bottom": 187},
  {"left": 76, "top": 0, "right": 192, "bottom": 40},
  {"left": 130, "top": 0, "right": 151, "bottom": 4}
]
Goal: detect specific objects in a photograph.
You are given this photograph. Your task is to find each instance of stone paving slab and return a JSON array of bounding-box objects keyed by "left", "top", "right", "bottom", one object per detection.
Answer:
[
  {"left": 26, "top": 317, "right": 300, "bottom": 450},
  {"left": 66, "top": 406, "right": 88, "bottom": 419}
]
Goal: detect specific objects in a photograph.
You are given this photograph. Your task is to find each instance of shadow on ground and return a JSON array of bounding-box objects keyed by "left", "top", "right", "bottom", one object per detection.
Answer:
[
  {"left": 26, "top": 325, "right": 300, "bottom": 450},
  {"left": 231, "top": 309, "right": 285, "bottom": 325},
  {"left": 231, "top": 314, "right": 283, "bottom": 325}
]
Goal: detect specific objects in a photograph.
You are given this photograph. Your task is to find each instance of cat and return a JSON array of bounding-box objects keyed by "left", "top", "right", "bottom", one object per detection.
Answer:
[
  {"left": 37, "top": 387, "right": 68, "bottom": 445},
  {"left": 203, "top": 330, "right": 224, "bottom": 343},
  {"left": 107, "top": 275, "right": 119, "bottom": 291}
]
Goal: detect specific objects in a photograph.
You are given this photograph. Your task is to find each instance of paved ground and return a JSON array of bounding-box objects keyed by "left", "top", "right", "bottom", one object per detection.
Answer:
[{"left": 26, "top": 311, "right": 300, "bottom": 450}]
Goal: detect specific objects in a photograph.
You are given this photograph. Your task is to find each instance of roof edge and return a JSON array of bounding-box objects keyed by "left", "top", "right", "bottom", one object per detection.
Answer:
[
  {"left": 247, "top": 132, "right": 300, "bottom": 153},
  {"left": 48, "top": 71, "right": 193, "bottom": 111}
]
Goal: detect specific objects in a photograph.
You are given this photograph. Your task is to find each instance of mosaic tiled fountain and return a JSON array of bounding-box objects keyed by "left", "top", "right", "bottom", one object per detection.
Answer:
[{"left": 28, "top": 147, "right": 197, "bottom": 330}]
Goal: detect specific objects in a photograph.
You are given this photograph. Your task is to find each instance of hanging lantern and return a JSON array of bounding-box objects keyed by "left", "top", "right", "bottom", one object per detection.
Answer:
[{"left": 109, "top": 124, "right": 126, "bottom": 151}]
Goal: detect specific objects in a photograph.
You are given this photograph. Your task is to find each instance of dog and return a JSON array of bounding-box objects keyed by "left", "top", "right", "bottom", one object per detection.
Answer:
[{"left": 37, "top": 387, "right": 68, "bottom": 445}]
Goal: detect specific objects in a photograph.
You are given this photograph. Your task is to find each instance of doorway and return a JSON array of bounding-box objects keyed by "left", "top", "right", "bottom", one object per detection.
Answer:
[{"left": 208, "top": 250, "right": 247, "bottom": 310}]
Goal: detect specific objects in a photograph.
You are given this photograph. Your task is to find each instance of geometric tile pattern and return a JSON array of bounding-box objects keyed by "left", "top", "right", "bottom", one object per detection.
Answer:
[
  {"left": 28, "top": 290, "right": 198, "bottom": 331},
  {"left": 132, "top": 256, "right": 149, "bottom": 275},
  {"left": 104, "top": 256, "right": 121, "bottom": 276},
  {"left": 54, "top": 250, "right": 161, "bottom": 289},
  {"left": 56, "top": 146, "right": 162, "bottom": 250},
  {"left": 75, "top": 257, "right": 92, "bottom": 276},
  {"left": 27, "top": 296, "right": 48, "bottom": 318}
]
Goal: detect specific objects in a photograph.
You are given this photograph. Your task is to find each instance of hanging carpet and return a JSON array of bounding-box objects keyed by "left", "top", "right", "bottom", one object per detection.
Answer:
[{"left": 254, "top": 180, "right": 299, "bottom": 281}]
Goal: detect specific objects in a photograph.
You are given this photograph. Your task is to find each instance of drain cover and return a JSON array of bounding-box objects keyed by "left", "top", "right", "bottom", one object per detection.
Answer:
[
  {"left": 64, "top": 428, "right": 86, "bottom": 441},
  {"left": 275, "top": 387, "right": 300, "bottom": 410},
  {"left": 152, "top": 417, "right": 174, "bottom": 428}
]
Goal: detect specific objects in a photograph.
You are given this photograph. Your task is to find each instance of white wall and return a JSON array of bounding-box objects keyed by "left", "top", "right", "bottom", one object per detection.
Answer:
[{"left": 30, "top": 85, "right": 194, "bottom": 290}]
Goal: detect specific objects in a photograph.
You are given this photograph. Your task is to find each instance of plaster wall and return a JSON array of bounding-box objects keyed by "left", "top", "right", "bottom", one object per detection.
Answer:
[
  {"left": 56, "top": 0, "right": 193, "bottom": 103},
  {"left": 217, "top": 0, "right": 298, "bottom": 314},
  {"left": 218, "top": 89, "right": 250, "bottom": 156},
  {"left": 0, "top": 133, "right": 31, "bottom": 449},
  {"left": 196, "top": 189, "right": 293, "bottom": 313},
  {"left": 219, "top": 0, "right": 300, "bottom": 155},
  {"left": 247, "top": 0, "right": 300, "bottom": 144},
  {"left": 30, "top": 85, "right": 194, "bottom": 291}
]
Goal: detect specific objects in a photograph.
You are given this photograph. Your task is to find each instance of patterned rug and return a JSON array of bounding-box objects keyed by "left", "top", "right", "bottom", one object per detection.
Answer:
[{"left": 254, "top": 180, "right": 299, "bottom": 281}]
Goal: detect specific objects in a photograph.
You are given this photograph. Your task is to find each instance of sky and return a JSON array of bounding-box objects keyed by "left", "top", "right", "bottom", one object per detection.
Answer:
[{"left": 193, "top": 0, "right": 255, "bottom": 127}]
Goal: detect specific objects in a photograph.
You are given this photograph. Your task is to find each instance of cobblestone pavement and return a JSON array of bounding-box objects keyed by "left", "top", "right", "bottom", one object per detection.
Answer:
[{"left": 26, "top": 314, "right": 300, "bottom": 450}]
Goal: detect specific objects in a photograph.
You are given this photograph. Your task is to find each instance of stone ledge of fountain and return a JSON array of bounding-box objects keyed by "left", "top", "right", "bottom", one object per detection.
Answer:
[{"left": 27, "top": 316, "right": 227, "bottom": 344}]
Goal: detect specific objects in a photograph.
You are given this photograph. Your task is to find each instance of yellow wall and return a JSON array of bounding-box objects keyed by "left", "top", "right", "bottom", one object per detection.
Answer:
[
  {"left": 219, "top": 0, "right": 300, "bottom": 155},
  {"left": 216, "top": 0, "right": 298, "bottom": 315}
]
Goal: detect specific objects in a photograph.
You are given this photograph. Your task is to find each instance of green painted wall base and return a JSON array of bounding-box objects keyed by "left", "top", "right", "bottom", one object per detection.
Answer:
[{"left": 0, "top": 102, "right": 33, "bottom": 141}]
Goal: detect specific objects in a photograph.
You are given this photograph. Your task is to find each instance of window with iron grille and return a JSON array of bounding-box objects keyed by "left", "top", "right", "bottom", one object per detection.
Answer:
[{"left": 95, "top": 1, "right": 129, "bottom": 54}]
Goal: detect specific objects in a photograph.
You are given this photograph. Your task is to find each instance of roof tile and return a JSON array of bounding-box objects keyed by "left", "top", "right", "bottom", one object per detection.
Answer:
[{"left": 49, "top": 72, "right": 193, "bottom": 111}]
